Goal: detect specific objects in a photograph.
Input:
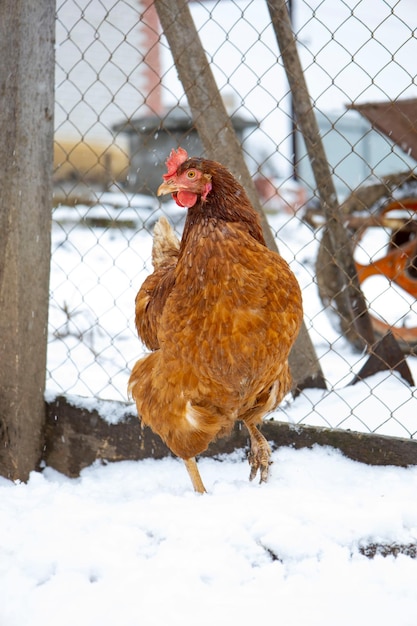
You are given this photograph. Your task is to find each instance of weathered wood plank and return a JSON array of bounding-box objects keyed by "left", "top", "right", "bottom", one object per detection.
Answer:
[
  {"left": 0, "top": 0, "right": 55, "bottom": 480},
  {"left": 44, "top": 396, "right": 417, "bottom": 477}
]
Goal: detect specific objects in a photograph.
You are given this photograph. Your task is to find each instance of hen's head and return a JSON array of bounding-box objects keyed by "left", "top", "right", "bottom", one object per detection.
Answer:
[
  {"left": 157, "top": 147, "right": 213, "bottom": 208},
  {"left": 157, "top": 147, "right": 265, "bottom": 245}
]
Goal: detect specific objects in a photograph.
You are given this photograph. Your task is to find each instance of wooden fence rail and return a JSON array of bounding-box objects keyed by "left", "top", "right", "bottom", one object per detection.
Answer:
[{"left": 44, "top": 396, "right": 417, "bottom": 478}]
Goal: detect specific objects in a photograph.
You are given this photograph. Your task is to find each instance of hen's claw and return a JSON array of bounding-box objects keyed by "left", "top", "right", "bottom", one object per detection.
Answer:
[
  {"left": 248, "top": 447, "right": 271, "bottom": 483},
  {"left": 246, "top": 424, "right": 271, "bottom": 484}
]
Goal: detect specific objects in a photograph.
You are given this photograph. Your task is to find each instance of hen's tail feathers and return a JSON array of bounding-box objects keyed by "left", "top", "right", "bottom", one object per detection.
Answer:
[{"left": 152, "top": 216, "right": 180, "bottom": 269}]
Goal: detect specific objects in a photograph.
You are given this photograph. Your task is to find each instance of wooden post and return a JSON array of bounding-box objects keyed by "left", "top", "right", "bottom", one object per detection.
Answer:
[
  {"left": 267, "top": 0, "right": 413, "bottom": 386},
  {"left": 154, "top": 0, "right": 326, "bottom": 392},
  {"left": 267, "top": 0, "right": 375, "bottom": 347},
  {"left": 0, "top": 0, "right": 55, "bottom": 480}
]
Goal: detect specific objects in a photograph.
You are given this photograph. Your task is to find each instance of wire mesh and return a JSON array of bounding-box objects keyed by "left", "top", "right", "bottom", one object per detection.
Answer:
[{"left": 50, "top": 0, "right": 417, "bottom": 438}]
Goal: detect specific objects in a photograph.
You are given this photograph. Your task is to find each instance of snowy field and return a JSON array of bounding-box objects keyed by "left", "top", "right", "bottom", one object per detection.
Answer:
[
  {"left": 1, "top": 196, "right": 417, "bottom": 624},
  {"left": 1, "top": 448, "right": 417, "bottom": 626}
]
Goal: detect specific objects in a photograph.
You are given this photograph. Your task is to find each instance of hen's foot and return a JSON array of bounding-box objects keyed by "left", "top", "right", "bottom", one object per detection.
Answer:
[{"left": 246, "top": 424, "right": 271, "bottom": 484}]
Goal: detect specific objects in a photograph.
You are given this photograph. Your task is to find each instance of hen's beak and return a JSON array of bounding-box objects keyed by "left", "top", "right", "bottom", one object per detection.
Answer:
[{"left": 157, "top": 180, "right": 178, "bottom": 197}]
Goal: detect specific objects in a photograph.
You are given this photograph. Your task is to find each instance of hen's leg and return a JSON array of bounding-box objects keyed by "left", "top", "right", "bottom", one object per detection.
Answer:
[
  {"left": 245, "top": 423, "right": 271, "bottom": 483},
  {"left": 184, "top": 457, "right": 207, "bottom": 494}
]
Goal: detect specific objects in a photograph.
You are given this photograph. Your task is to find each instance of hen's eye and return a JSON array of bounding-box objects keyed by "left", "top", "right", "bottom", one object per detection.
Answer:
[{"left": 187, "top": 170, "right": 196, "bottom": 179}]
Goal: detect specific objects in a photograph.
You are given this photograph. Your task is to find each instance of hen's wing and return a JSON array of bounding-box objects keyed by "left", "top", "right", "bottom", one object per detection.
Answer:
[{"left": 135, "top": 217, "right": 179, "bottom": 351}]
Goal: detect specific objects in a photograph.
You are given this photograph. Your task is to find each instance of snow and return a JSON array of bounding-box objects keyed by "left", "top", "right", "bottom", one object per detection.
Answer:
[
  {"left": 1, "top": 447, "right": 417, "bottom": 626},
  {"left": 44, "top": 390, "right": 133, "bottom": 425}
]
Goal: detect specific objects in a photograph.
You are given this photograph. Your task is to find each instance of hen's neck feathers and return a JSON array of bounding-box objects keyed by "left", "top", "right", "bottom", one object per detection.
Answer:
[{"left": 180, "top": 160, "right": 266, "bottom": 250}]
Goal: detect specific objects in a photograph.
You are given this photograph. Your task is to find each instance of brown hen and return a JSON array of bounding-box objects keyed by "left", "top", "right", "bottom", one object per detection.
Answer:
[{"left": 128, "top": 147, "right": 303, "bottom": 493}]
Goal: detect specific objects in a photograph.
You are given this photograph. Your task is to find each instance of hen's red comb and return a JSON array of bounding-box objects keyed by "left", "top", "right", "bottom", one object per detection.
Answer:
[{"left": 163, "top": 147, "right": 189, "bottom": 180}]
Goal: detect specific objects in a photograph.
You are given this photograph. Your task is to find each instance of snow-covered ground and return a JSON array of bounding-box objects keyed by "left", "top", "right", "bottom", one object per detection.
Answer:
[{"left": 1, "top": 448, "right": 417, "bottom": 626}]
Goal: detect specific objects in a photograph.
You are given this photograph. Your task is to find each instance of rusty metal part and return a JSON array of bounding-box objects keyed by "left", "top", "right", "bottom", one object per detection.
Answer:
[
  {"left": 348, "top": 98, "right": 417, "bottom": 161},
  {"left": 352, "top": 198, "right": 417, "bottom": 351}
]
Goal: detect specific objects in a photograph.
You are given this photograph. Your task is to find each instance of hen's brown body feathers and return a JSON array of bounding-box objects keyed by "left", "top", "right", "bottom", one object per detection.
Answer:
[{"left": 129, "top": 153, "right": 303, "bottom": 490}]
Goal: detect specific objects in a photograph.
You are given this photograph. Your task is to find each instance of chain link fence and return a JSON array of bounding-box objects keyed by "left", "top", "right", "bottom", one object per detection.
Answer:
[{"left": 49, "top": 0, "right": 417, "bottom": 440}]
